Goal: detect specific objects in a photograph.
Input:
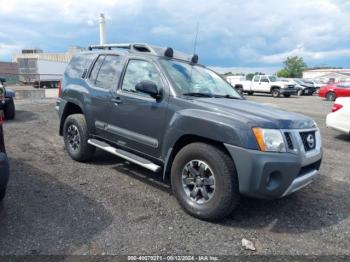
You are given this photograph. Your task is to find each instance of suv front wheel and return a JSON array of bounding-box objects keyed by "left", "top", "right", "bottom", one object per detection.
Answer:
[
  {"left": 63, "top": 114, "right": 95, "bottom": 162},
  {"left": 171, "top": 142, "right": 239, "bottom": 221}
]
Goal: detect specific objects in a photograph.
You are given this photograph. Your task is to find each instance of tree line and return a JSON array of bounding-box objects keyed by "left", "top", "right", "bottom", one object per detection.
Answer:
[{"left": 222, "top": 56, "right": 342, "bottom": 79}]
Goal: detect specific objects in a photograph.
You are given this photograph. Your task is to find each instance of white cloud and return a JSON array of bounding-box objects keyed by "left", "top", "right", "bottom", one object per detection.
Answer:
[
  {"left": 0, "top": 43, "right": 22, "bottom": 57},
  {"left": 261, "top": 45, "right": 350, "bottom": 64},
  {"left": 0, "top": 0, "right": 349, "bottom": 66},
  {"left": 151, "top": 26, "right": 176, "bottom": 36}
]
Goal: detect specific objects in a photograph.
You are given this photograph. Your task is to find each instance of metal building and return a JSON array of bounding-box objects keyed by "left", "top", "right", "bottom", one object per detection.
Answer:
[
  {"left": 12, "top": 47, "right": 85, "bottom": 87},
  {"left": 303, "top": 69, "right": 350, "bottom": 83}
]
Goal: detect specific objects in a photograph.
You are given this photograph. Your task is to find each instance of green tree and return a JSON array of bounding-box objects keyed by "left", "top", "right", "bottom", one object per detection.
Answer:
[
  {"left": 278, "top": 56, "right": 307, "bottom": 78},
  {"left": 276, "top": 68, "right": 289, "bottom": 78}
]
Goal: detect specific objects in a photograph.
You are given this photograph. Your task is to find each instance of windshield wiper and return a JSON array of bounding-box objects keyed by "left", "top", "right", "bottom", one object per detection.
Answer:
[
  {"left": 221, "top": 94, "right": 241, "bottom": 99},
  {"left": 211, "top": 94, "right": 241, "bottom": 99},
  {"left": 182, "top": 93, "right": 241, "bottom": 100},
  {"left": 182, "top": 92, "right": 213, "bottom": 97}
]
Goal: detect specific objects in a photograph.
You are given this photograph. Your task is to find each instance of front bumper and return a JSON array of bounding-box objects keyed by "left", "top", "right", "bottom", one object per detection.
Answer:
[
  {"left": 225, "top": 128, "right": 322, "bottom": 199},
  {"left": 280, "top": 88, "right": 298, "bottom": 95}
]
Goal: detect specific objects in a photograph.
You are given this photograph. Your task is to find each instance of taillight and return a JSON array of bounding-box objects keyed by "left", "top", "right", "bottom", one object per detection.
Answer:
[{"left": 332, "top": 103, "right": 343, "bottom": 112}]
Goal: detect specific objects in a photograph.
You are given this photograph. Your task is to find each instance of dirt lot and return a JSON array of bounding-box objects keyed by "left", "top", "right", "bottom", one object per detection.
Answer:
[{"left": 0, "top": 95, "right": 349, "bottom": 256}]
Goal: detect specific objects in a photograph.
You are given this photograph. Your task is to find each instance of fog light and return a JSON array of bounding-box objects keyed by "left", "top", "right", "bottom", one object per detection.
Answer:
[{"left": 265, "top": 171, "right": 281, "bottom": 191}]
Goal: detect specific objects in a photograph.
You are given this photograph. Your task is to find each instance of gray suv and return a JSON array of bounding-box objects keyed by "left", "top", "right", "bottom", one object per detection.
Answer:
[{"left": 57, "top": 43, "right": 322, "bottom": 220}]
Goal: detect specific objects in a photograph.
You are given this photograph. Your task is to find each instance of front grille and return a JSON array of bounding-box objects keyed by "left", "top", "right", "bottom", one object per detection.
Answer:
[
  {"left": 288, "top": 85, "right": 295, "bottom": 89},
  {"left": 298, "top": 159, "right": 322, "bottom": 177},
  {"left": 284, "top": 132, "right": 294, "bottom": 150},
  {"left": 300, "top": 131, "right": 316, "bottom": 151}
]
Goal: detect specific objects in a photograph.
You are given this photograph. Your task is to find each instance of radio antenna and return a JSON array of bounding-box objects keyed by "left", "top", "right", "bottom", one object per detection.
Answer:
[{"left": 193, "top": 22, "right": 199, "bottom": 54}]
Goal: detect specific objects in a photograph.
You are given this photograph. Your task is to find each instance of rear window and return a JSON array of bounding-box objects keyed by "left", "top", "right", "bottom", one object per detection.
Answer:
[
  {"left": 336, "top": 82, "right": 350, "bottom": 88},
  {"left": 65, "top": 54, "right": 96, "bottom": 79}
]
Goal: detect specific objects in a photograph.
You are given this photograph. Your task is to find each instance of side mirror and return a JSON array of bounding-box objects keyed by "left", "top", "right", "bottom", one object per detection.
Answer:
[{"left": 135, "top": 80, "right": 162, "bottom": 99}]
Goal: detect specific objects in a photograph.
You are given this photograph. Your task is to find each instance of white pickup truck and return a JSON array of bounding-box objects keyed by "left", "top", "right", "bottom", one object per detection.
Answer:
[{"left": 227, "top": 75, "right": 298, "bottom": 97}]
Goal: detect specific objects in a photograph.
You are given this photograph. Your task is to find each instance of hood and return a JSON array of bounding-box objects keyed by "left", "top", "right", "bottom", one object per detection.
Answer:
[
  {"left": 274, "top": 81, "right": 292, "bottom": 86},
  {"left": 192, "top": 98, "right": 315, "bottom": 130}
]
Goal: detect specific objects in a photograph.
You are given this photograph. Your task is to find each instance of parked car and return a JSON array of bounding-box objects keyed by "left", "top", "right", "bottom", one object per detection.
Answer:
[
  {"left": 0, "top": 78, "right": 16, "bottom": 120},
  {"left": 306, "top": 79, "right": 324, "bottom": 92},
  {"left": 318, "top": 82, "right": 350, "bottom": 101},
  {"left": 293, "top": 79, "right": 316, "bottom": 96},
  {"left": 229, "top": 75, "right": 297, "bottom": 97},
  {"left": 57, "top": 43, "right": 322, "bottom": 220},
  {"left": 0, "top": 106, "right": 9, "bottom": 202},
  {"left": 279, "top": 78, "right": 304, "bottom": 96},
  {"left": 326, "top": 97, "right": 350, "bottom": 135}
]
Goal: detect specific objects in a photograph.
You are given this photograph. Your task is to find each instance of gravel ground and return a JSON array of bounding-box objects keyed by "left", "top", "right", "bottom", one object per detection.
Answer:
[{"left": 0, "top": 95, "right": 349, "bottom": 256}]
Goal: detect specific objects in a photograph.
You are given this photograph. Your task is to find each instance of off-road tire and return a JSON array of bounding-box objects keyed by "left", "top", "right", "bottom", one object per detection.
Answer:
[
  {"left": 171, "top": 142, "right": 240, "bottom": 221},
  {"left": 63, "top": 114, "right": 95, "bottom": 162},
  {"left": 4, "top": 98, "right": 15, "bottom": 120}
]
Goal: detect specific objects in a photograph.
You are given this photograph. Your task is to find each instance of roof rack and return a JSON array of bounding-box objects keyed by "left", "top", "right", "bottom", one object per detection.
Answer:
[{"left": 87, "top": 43, "right": 199, "bottom": 63}]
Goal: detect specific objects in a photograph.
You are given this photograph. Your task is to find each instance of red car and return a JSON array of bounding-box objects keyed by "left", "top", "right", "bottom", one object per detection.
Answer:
[{"left": 318, "top": 82, "right": 350, "bottom": 101}]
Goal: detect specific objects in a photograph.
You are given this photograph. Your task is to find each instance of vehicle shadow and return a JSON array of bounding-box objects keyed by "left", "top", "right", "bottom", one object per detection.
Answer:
[
  {"left": 92, "top": 150, "right": 171, "bottom": 193},
  {"left": 6, "top": 110, "right": 38, "bottom": 123},
  {"left": 84, "top": 151, "right": 349, "bottom": 234},
  {"left": 0, "top": 158, "right": 113, "bottom": 255},
  {"left": 334, "top": 133, "right": 350, "bottom": 142},
  {"left": 218, "top": 175, "right": 350, "bottom": 234}
]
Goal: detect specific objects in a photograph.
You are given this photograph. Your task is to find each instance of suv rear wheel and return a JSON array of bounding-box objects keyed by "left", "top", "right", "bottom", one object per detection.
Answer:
[
  {"left": 171, "top": 142, "right": 239, "bottom": 221},
  {"left": 63, "top": 114, "right": 95, "bottom": 162}
]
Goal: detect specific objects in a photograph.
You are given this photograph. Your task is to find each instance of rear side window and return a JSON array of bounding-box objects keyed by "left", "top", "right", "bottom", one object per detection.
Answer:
[
  {"left": 65, "top": 54, "right": 95, "bottom": 79},
  {"left": 89, "top": 56, "right": 105, "bottom": 84},
  {"left": 253, "top": 76, "right": 260, "bottom": 82},
  {"left": 95, "top": 56, "right": 122, "bottom": 89}
]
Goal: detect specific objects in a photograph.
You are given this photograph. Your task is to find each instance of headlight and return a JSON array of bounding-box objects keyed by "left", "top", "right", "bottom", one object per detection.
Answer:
[{"left": 252, "top": 128, "right": 286, "bottom": 152}]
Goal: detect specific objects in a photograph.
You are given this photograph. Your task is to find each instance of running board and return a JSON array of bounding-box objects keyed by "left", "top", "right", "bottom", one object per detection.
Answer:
[{"left": 88, "top": 139, "right": 161, "bottom": 172}]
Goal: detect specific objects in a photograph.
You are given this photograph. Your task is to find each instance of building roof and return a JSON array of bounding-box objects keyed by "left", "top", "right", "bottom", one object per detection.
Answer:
[{"left": 303, "top": 68, "right": 350, "bottom": 73}]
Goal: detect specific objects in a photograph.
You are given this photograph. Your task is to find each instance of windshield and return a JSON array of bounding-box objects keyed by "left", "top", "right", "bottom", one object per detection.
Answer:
[
  {"left": 268, "top": 76, "right": 278, "bottom": 82},
  {"left": 294, "top": 79, "right": 303, "bottom": 84},
  {"left": 160, "top": 59, "right": 241, "bottom": 99}
]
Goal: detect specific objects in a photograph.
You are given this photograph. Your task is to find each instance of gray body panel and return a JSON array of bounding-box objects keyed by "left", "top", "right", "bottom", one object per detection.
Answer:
[{"left": 57, "top": 49, "right": 322, "bottom": 199}]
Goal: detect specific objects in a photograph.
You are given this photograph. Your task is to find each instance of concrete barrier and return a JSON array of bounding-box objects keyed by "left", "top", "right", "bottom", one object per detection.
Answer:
[{"left": 7, "top": 85, "right": 58, "bottom": 100}]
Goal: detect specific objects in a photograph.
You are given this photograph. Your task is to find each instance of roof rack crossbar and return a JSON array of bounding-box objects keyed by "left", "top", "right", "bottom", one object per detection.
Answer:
[
  {"left": 87, "top": 43, "right": 199, "bottom": 63},
  {"left": 88, "top": 44, "right": 132, "bottom": 51}
]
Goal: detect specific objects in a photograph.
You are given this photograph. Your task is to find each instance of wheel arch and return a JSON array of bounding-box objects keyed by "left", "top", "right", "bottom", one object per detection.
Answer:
[
  {"left": 59, "top": 102, "right": 84, "bottom": 135},
  {"left": 270, "top": 85, "right": 281, "bottom": 92},
  {"left": 163, "top": 134, "right": 234, "bottom": 181}
]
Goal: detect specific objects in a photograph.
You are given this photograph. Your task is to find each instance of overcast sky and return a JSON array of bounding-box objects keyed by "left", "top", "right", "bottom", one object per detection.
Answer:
[{"left": 0, "top": 0, "right": 349, "bottom": 73}]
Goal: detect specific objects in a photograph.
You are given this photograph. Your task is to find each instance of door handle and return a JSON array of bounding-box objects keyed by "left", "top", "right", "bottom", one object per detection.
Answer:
[{"left": 111, "top": 97, "right": 122, "bottom": 105}]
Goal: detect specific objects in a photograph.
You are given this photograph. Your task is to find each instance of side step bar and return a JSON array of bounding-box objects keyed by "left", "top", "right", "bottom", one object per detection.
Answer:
[{"left": 88, "top": 139, "right": 161, "bottom": 172}]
